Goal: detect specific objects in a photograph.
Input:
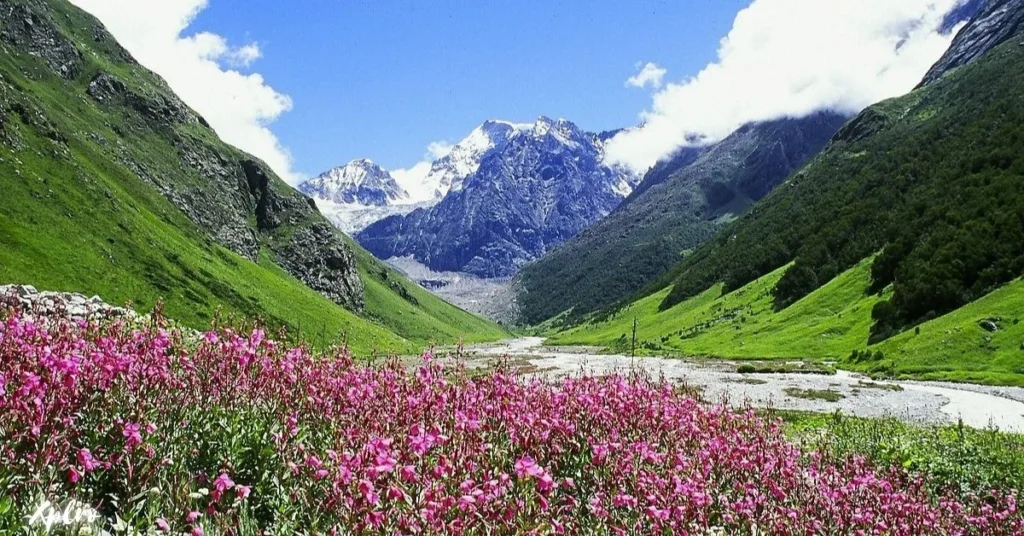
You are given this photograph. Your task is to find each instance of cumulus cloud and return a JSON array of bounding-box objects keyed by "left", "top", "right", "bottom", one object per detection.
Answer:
[
  {"left": 625, "top": 62, "right": 668, "bottom": 89},
  {"left": 606, "top": 0, "right": 968, "bottom": 173},
  {"left": 69, "top": 0, "right": 302, "bottom": 185},
  {"left": 224, "top": 43, "right": 262, "bottom": 68}
]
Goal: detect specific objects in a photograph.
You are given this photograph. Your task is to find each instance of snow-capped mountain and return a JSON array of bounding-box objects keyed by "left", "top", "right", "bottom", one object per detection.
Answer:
[
  {"left": 418, "top": 120, "right": 530, "bottom": 200},
  {"left": 357, "top": 116, "right": 639, "bottom": 278},
  {"left": 299, "top": 159, "right": 408, "bottom": 206}
]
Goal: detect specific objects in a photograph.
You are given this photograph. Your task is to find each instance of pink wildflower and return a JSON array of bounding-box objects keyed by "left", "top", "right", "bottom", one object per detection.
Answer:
[
  {"left": 514, "top": 456, "right": 545, "bottom": 479},
  {"left": 213, "top": 472, "right": 235, "bottom": 492},
  {"left": 77, "top": 448, "right": 100, "bottom": 472},
  {"left": 121, "top": 422, "right": 142, "bottom": 449}
]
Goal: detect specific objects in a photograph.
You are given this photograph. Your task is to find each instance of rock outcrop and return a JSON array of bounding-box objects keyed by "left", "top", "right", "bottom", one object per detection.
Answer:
[
  {"left": 0, "top": 0, "right": 82, "bottom": 79},
  {"left": 0, "top": 284, "right": 137, "bottom": 321},
  {"left": 919, "top": 0, "right": 1024, "bottom": 86}
]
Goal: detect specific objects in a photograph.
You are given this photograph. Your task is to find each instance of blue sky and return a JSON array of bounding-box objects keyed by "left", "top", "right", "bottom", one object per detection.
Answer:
[
  {"left": 74, "top": 0, "right": 967, "bottom": 184},
  {"left": 187, "top": 1, "right": 745, "bottom": 175}
]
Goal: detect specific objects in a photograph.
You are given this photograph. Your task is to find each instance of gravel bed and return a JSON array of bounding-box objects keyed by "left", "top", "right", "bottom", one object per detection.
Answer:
[{"left": 463, "top": 338, "right": 1024, "bottom": 432}]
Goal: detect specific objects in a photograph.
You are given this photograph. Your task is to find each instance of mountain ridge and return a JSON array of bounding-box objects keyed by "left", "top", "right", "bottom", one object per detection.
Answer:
[
  {"left": 920, "top": 0, "right": 1024, "bottom": 86},
  {"left": 356, "top": 116, "right": 637, "bottom": 278},
  {"left": 649, "top": 2, "right": 1024, "bottom": 346},
  {"left": 516, "top": 111, "right": 849, "bottom": 325},
  {"left": 300, "top": 158, "right": 408, "bottom": 207}
]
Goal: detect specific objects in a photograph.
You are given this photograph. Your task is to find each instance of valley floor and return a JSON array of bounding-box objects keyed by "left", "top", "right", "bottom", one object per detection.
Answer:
[{"left": 458, "top": 337, "right": 1024, "bottom": 433}]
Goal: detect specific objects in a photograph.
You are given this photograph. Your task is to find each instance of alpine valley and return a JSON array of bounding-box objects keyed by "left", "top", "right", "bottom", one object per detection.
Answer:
[
  {"left": 540, "top": 0, "right": 1024, "bottom": 385},
  {"left": 8, "top": 0, "right": 1024, "bottom": 534}
]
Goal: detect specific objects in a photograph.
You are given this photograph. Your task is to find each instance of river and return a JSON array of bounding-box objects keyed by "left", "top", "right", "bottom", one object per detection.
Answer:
[{"left": 461, "top": 337, "right": 1024, "bottom": 433}]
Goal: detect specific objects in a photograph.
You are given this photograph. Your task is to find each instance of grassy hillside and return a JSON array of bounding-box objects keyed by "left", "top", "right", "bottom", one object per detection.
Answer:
[
  {"left": 0, "top": 0, "right": 506, "bottom": 353},
  {"left": 547, "top": 259, "right": 884, "bottom": 361},
  {"left": 657, "top": 31, "right": 1024, "bottom": 344},
  {"left": 872, "top": 279, "right": 1024, "bottom": 385},
  {"left": 548, "top": 257, "right": 1024, "bottom": 386}
]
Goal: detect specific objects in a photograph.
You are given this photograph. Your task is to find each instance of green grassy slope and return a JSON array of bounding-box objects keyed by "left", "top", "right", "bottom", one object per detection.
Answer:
[
  {"left": 0, "top": 0, "right": 506, "bottom": 353},
  {"left": 547, "top": 259, "right": 884, "bottom": 360},
  {"left": 548, "top": 257, "right": 1024, "bottom": 385},
  {"left": 873, "top": 279, "right": 1024, "bottom": 385}
]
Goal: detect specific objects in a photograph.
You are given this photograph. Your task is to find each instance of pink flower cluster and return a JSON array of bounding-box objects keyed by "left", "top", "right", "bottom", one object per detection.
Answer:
[{"left": 0, "top": 307, "right": 1021, "bottom": 534}]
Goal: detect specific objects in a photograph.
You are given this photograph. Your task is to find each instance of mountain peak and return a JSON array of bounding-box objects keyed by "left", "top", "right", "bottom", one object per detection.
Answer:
[
  {"left": 300, "top": 159, "right": 408, "bottom": 207},
  {"left": 530, "top": 116, "right": 585, "bottom": 148},
  {"left": 357, "top": 116, "right": 640, "bottom": 278},
  {"left": 417, "top": 120, "right": 526, "bottom": 200},
  {"left": 919, "top": 0, "right": 1023, "bottom": 86}
]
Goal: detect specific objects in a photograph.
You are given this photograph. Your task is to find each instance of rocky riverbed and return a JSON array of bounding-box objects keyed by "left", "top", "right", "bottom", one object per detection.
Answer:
[{"left": 460, "top": 337, "right": 1024, "bottom": 433}]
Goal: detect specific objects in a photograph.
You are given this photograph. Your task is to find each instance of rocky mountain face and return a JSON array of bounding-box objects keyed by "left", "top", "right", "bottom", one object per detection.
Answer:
[
  {"left": 302, "top": 121, "right": 530, "bottom": 234},
  {"left": 419, "top": 120, "right": 527, "bottom": 200},
  {"left": 516, "top": 111, "right": 849, "bottom": 324},
  {"left": 0, "top": 0, "right": 364, "bottom": 311},
  {"left": 357, "top": 117, "right": 637, "bottom": 278},
  {"left": 920, "top": 0, "right": 1023, "bottom": 86},
  {"left": 300, "top": 159, "right": 407, "bottom": 206}
]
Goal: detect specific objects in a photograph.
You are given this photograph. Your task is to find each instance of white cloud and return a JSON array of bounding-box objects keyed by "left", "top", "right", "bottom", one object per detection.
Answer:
[
  {"left": 390, "top": 161, "right": 433, "bottom": 202},
  {"left": 426, "top": 141, "right": 454, "bottom": 160},
  {"left": 389, "top": 140, "right": 453, "bottom": 203},
  {"left": 70, "top": 0, "right": 302, "bottom": 185},
  {"left": 625, "top": 62, "right": 667, "bottom": 89},
  {"left": 606, "top": 0, "right": 968, "bottom": 173},
  {"left": 225, "top": 43, "right": 262, "bottom": 68}
]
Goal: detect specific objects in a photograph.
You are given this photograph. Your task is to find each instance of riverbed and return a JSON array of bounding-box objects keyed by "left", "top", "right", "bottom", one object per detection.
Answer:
[{"left": 459, "top": 337, "right": 1024, "bottom": 433}]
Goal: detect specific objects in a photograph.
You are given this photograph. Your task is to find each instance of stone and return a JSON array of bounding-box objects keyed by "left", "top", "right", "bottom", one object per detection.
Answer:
[
  {"left": 0, "top": 0, "right": 83, "bottom": 80},
  {"left": 979, "top": 318, "right": 1000, "bottom": 332}
]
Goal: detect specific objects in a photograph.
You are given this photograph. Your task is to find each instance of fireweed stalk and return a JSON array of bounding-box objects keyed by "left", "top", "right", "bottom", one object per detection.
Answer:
[{"left": 0, "top": 304, "right": 1021, "bottom": 535}]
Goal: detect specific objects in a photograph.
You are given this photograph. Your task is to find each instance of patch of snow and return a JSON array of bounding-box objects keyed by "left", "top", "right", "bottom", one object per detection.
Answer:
[
  {"left": 420, "top": 120, "right": 530, "bottom": 200},
  {"left": 315, "top": 197, "right": 430, "bottom": 234},
  {"left": 612, "top": 176, "right": 634, "bottom": 197}
]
